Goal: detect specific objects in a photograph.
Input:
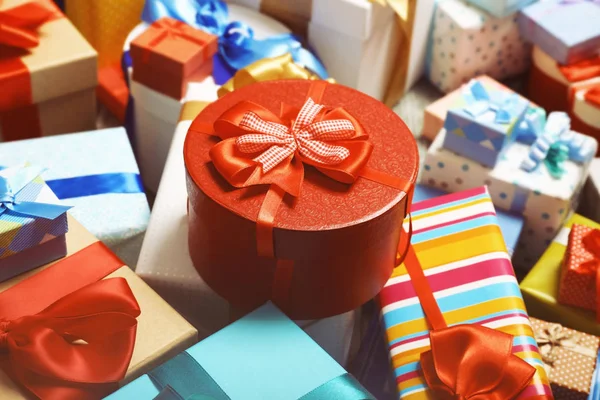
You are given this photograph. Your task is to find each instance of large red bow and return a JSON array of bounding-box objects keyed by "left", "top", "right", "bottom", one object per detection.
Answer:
[
  {"left": 1, "top": 278, "right": 140, "bottom": 399},
  {"left": 209, "top": 97, "right": 373, "bottom": 197},
  {"left": 0, "top": 1, "right": 54, "bottom": 49},
  {"left": 421, "top": 325, "right": 536, "bottom": 399}
]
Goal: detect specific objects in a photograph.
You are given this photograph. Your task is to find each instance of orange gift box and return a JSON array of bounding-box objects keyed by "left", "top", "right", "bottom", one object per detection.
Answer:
[
  {"left": 130, "top": 17, "right": 218, "bottom": 100},
  {"left": 184, "top": 80, "right": 419, "bottom": 320}
]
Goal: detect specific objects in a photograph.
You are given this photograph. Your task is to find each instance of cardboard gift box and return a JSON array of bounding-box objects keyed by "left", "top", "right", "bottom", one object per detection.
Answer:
[
  {"left": 135, "top": 99, "right": 362, "bottom": 368},
  {"left": 467, "top": 0, "right": 535, "bottom": 18},
  {"left": 0, "top": 128, "right": 150, "bottom": 267},
  {"left": 184, "top": 80, "right": 418, "bottom": 320},
  {"left": 427, "top": 0, "right": 531, "bottom": 94},
  {"left": 531, "top": 318, "right": 600, "bottom": 399},
  {"left": 442, "top": 79, "right": 529, "bottom": 168},
  {"left": 379, "top": 186, "right": 552, "bottom": 398},
  {"left": 131, "top": 17, "right": 219, "bottom": 100},
  {"left": 421, "top": 121, "right": 597, "bottom": 269},
  {"left": 106, "top": 302, "right": 375, "bottom": 400},
  {"left": 0, "top": 0, "right": 97, "bottom": 142},
  {"left": 520, "top": 214, "right": 600, "bottom": 336},
  {"left": 518, "top": 0, "right": 600, "bottom": 66},
  {"left": 0, "top": 165, "right": 70, "bottom": 282},
  {"left": 0, "top": 215, "right": 197, "bottom": 399}
]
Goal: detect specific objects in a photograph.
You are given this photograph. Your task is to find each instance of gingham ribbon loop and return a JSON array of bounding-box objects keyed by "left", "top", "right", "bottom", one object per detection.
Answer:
[{"left": 236, "top": 98, "right": 355, "bottom": 173}]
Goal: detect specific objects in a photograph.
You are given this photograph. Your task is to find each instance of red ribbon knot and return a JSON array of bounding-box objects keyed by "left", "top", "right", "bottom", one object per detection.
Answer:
[{"left": 0, "top": 1, "right": 54, "bottom": 49}]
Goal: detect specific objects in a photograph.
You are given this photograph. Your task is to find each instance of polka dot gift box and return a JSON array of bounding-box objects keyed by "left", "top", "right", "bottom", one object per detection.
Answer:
[
  {"left": 427, "top": 0, "right": 531, "bottom": 94},
  {"left": 421, "top": 119, "right": 597, "bottom": 270}
]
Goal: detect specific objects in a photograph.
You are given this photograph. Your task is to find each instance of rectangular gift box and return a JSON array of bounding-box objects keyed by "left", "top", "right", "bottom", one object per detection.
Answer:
[
  {"left": 106, "top": 302, "right": 373, "bottom": 400},
  {"left": 570, "top": 81, "right": 600, "bottom": 144},
  {"left": 379, "top": 186, "right": 551, "bottom": 398},
  {"left": 442, "top": 79, "right": 529, "bottom": 168},
  {"left": 135, "top": 102, "right": 362, "bottom": 367},
  {"left": 0, "top": 166, "right": 68, "bottom": 282},
  {"left": 520, "top": 214, "right": 600, "bottom": 336},
  {"left": 0, "top": 215, "right": 197, "bottom": 399},
  {"left": 467, "top": 0, "right": 535, "bottom": 18},
  {"left": 421, "top": 126, "right": 597, "bottom": 269},
  {"left": 530, "top": 318, "right": 600, "bottom": 399},
  {"left": 518, "top": 0, "right": 600, "bottom": 66},
  {"left": 0, "top": 0, "right": 97, "bottom": 141},
  {"left": 427, "top": 0, "right": 531, "bottom": 94},
  {"left": 580, "top": 158, "right": 600, "bottom": 224},
  {"left": 131, "top": 17, "right": 219, "bottom": 100},
  {"left": 0, "top": 128, "right": 150, "bottom": 267}
]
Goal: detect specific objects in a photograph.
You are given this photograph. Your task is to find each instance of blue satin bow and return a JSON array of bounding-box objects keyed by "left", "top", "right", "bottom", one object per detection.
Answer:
[
  {"left": 463, "top": 81, "right": 518, "bottom": 124},
  {"left": 141, "top": 0, "right": 328, "bottom": 85},
  {"left": 0, "top": 165, "right": 71, "bottom": 220}
]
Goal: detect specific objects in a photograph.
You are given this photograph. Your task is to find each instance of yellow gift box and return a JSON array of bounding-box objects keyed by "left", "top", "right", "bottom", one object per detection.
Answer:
[{"left": 520, "top": 214, "right": 600, "bottom": 336}]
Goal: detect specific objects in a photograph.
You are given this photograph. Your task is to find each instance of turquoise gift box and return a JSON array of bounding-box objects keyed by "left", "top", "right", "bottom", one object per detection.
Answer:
[
  {"left": 467, "top": 0, "right": 535, "bottom": 18},
  {"left": 443, "top": 79, "right": 529, "bottom": 168},
  {"left": 106, "top": 302, "right": 374, "bottom": 400},
  {"left": 0, "top": 128, "right": 150, "bottom": 267},
  {"left": 0, "top": 165, "right": 71, "bottom": 282}
]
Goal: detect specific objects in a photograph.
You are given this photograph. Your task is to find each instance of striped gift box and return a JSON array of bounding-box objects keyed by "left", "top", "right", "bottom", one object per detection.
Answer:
[{"left": 379, "top": 186, "right": 552, "bottom": 399}]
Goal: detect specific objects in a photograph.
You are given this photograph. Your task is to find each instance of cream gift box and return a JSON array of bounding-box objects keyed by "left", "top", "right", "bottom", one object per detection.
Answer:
[
  {"left": 427, "top": 0, "right": 531, "bottom": 94},
  {"left": 421, "top": 127, "right": 597, "bottom": 269},
  {"left": 0, "top": 128, "right": 150, "bottom": 267},
  {"left": 124, "top": 5, "right": 290, "bottom": 193},
  {"left": 135, "top": 103, "right": 361, "bottom": 368}
]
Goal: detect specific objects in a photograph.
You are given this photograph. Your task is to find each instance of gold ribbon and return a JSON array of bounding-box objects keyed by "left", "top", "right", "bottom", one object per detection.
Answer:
[
  {"left": 535, "top": 323, "right": 597, "bottom": 373},
  {"left": 179, "top": 101, "right": 210, "bottom": 122}
]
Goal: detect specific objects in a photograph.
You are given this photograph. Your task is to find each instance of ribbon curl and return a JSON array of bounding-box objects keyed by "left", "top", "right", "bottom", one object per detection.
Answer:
[
  {"left": 0, "top": 165, "right": 71, "bottom": 220},
  {"left": 0, "top": 1, "right": 53, "bottom": 49}
]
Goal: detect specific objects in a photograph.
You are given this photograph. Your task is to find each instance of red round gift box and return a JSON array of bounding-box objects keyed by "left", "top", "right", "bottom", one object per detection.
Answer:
[{"left": 184, "top": 80, "right": 419, "bottom": 319}]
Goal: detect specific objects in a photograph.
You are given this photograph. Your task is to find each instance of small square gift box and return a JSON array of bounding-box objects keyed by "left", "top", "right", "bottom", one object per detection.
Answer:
[
  {"left": 0, "top": 164, "right": 70, "bottom": 282},
  {"left": 520, "top": 214, "right": 600, "bottom": 336},
  {"left": 518, "top": 0, "right": 600, "bottom": 66},
  {"left": 442, "top": 79, "right": 529, "bottom": 168},
  {"left": 422, "top": 111, "right": 597, "bottom": 268},
  {"left": 466, "top": 0, "right": 535, "bottom": 18},
  {"left": 427, "top": 0, "right": 531, "bottom": 94},
  {"left": 106, "top": 302, "right": 375, "bottom": 400},
  {"left": 531, "top": 318, "right": 600, "bottom": 399},
  {"left": 379, "top": 186, "right": 552, "bottom": 398},
  {"left": 0, "top": 0, "right": 97, "bottom": 142},
  {"left": 130, "top": 17, "right": 219, "bottom": 100},
  {"left": 0, "top": 128, "right": 150, "bottom": 267},
  {"left": 0, "top": 215, "right": 197, "bottom": 399}
]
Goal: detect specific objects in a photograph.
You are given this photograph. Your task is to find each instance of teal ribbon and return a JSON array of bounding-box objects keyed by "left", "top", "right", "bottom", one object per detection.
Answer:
[
  {"left": 140, "top": 0, "right": 328, "bottom": 85},
  {"left": 149, "top": 351, "right": 375, "bottom": 400},
  {"left": 463, "top": 80, "right": 517, "bottom": 124},
  {"left": 0, "top": 165, "right": 71, "bottom": 220}
]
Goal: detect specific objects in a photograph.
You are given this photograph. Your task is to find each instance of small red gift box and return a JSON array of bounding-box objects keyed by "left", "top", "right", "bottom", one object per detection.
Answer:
[
  {"left": 558, "top": 224, "right": 600, "bottom": 317},
  {"left": 130, "top": 17, "right": 218, "bottom": 99}
]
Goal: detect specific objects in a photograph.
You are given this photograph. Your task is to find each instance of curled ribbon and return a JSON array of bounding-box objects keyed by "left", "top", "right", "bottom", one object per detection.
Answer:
[
  {"left": 0, "top": 165, "right": 71, "bottom": 220},
  {"left": 463, "top": 80, "right": 518, "bottom": 124},
  {"left": 0, "top": 1, "right": 53, "bottom": 49},
  {"left": 534, "top": 323, "right": 597, "bottom": 373}
]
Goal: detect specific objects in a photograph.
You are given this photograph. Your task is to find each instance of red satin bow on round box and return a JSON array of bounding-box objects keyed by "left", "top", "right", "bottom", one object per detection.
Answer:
[{"left": 184, "top": 80, "right": 419, "bottom": 319}]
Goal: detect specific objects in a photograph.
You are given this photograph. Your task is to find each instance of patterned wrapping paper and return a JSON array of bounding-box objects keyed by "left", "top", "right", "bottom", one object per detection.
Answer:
[
  {"left": 531, "top": 318, "right": 600, "bottom": 399},
  {"left": 0, "top": 129, "right": 150, "bottom": 267},
  {"left": 466, "top": 0, "right": 535, "bottom": 18},
  {"left": 427, "top": 0, "right": 531, "bottom": 94},
  {"left": 379, "top": 186, "right": 551, "bottom": 399},
  {"left": 421, "top": 127, "right": 597, "bottom": 269}
]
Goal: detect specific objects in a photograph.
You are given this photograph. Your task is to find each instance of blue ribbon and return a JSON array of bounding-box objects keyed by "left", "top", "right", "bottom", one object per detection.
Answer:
[
  {"left": 46, "top": 173, "right": 144, "bottom": 199},
  {"left": 0, "top": 165, "right": 71, "bottom": 220},
  {"left": 463, "top": 80, "right": 518, "bottom": 124},
  {"left": 140, "top": 0, "right": 328, "bottom": 85},
  {"left": 589, "top": 350, "right": 600, "bottom": 400},
  {"left": 513, "top": 106, "right": 546, "bottom": 145}
]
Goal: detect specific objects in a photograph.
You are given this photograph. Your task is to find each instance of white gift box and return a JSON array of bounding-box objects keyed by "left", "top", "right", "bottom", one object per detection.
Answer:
[
  {"left": 0, "top": 128, "right": 150, "bottom": 267},
  {"left": 124, "top": 5, "right": 290, "bottom": 193},
  {"left": 428, "top": 0, "right": 531, "bottom": 93},
  {"left": 421, "top": 128, "right": 597, "bottom": 269},
  {"left": 135, "top": 112, "right": 362, "bottom": 367}
]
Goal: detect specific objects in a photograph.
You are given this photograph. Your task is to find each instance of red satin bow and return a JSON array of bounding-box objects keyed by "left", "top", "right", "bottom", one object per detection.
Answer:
[
  {"left": 585, "top": 84, "right": 600, "bottom": 107},
  {"left": 577, "top": 226, "right": 600, "bottom": 322},
  {"left": 209, "top": 97, "right": 373, "bottom": 197},
  {"left": 0, "top": 278, "right": 140, "bottom": 400},
  {"left": 0, "top": 1, "right": 54, "bottom": 49}
]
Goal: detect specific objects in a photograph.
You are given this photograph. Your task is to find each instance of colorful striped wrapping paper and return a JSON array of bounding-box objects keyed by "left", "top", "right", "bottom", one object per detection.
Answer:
[{"left": 379, "top": 186, "right": 552, "bottom": 399}]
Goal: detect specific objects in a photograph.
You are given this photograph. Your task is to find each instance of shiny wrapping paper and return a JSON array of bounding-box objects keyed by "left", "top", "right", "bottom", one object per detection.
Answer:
[
  {"left": 531, "top": 318, "right": 600, "bottom": 399},
  {"left": 520, "top": 214, "right": 600, "bottom": 336},
  {"left": 0, "top": 215, "right": 197, "bottom": 399},
  {"left": 379, "top": 186, "right": 551, "bottom": 399},
  {"left": 0, "top": 0, "right": 97, "bottom": 141},
  {"left": 184, "top": 80, "right": 419, "bottom": 320}
]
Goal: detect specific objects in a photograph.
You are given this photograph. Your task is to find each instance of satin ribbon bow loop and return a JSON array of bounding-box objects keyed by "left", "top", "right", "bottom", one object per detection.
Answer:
[
  {"left": 0, "top": 1, "right": 54, "bottom": 49},
  {"left": 580, "top": 228, "right": 600, "bottom": 272},
  {"left": 464, "top": 81, "right": 516, "bottom": 124},
  {"left": 421, "top": 325, "right": 536, "bottom": 399}
]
